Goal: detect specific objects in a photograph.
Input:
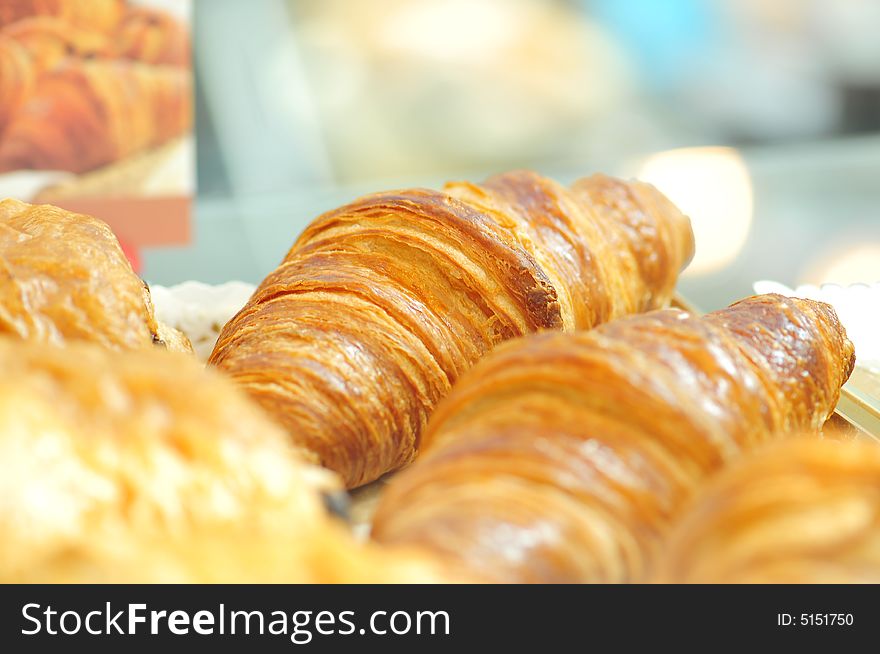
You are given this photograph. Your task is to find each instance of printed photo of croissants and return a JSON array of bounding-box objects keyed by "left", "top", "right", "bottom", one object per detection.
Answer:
[
  {"left": 0, "top": 0, "right": 191, "bottom": 175},
  {"left": 1, "top": 160, "right": 877, "bottom": 584}
]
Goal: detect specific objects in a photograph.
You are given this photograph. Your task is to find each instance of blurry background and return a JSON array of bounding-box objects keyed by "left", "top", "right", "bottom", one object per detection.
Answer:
[{"left": 146, "top": 0, "right": 880, "bottom": 310}]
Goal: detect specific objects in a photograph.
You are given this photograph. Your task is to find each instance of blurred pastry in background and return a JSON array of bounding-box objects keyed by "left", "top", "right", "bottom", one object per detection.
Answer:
[
  {"left": 0, "top": 198, "right": 188, "bottom": 351},
  {"left": 114, "top": 5, "right": 190, "bottom": 67},
  {"left": 3, "top": 16, "right": 110, "bottom": 69},
  {"left": 291, "top": 0, "right": 634, "bottom": 181},
  {"left": 659, "top": 438, "right": 880, "bottom": 583},
  {"left": 0, "top": 16, "right": 113, "bottom": 138},
  {"left": 0, "top": 34, "right": 34, "bottom": 136},
  {"left": 0, "top": 0, "right": 124, "bottom": 33},
  {"left": 0, "top": 60, "right": 191, "bottom": 174}
]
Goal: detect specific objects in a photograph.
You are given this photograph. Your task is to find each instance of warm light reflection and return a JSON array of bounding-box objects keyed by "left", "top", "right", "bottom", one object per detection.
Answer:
[
  {"left": 380, "top": 0, "right": 521, "bottom": 62},
  {"left": 637, "top": 147, "right": 753, "bottom": 276},
  {"left": 802, "top": 243, "right": 880, "bottom": 285}
]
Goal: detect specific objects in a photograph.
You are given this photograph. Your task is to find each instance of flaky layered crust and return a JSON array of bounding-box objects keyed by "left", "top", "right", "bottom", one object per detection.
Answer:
[
  {"left": 659, "top": 439, "right": 880, "bottom": 583},
  {"left": 210, "top": 171, "right": 694, "bottom": 487},
  {"left": 0, "top": 198, "right": 163, "bottom": 348},
  {"left": 0, "top": 59, "right": 191, "bottom": 173},
  {"left": 371, "top": 294, "right": 855, "bottom": 583},
  {"left": 0, "top": 338, "right": 464, "bottom": 583}
]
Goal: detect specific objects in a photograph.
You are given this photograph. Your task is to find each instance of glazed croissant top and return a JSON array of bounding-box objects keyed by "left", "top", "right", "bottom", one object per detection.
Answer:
[
  {"left": 210, "top": 171, "right": 694, "bottom": 488},
  {"left": 371, "top": 294, "right": 855, "bottom": 583},
  {"left": 0, "top": 337, "right": 460, "bottom": 583},
  {"left": 659, "top": 438, "right": 880, "bottom": 584},
  {"left": 0, "top": 198, "right": 185, "bottom": 351}
]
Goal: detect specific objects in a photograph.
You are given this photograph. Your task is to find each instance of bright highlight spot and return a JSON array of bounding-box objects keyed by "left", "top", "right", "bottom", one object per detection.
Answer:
[
  {"left": 637, "top": 147, "right": 753, "bottom": 276},
  {"left": 802, "top": 243, "right": 880, "bottom": 286}
]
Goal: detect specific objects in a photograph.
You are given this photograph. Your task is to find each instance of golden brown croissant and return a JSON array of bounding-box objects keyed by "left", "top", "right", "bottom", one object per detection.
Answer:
[
  {"left": 0, "top": 337, "right": 460, "bottom": 583},
  {"left": 0, "top": 0, "right": 124, "bottom": 33},
  {"left": 0, "top": 198, "right": 187, "bottom": 351},
  {"left": 659, "top": 438, "right": 880, "bottom": 583},
  {"left": 113, "top": 6, "right": 189, "bottom": 67},
  {"left": 371, "top": 294, "right": 855, "bottom": 583},
  {"left": 209, "top": 171, "right": 694, "bottom": 488},
  {"left": 0, "top": 59, "right": 191, "bottom": 173}
]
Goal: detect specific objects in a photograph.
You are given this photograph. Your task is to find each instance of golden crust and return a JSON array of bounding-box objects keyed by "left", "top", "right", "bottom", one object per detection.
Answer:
[
  {"left": 658, "top": 438, "right": 880, "bottom": 583},
  {"left": 0, "top": 198, "right": 161, "bottom": 349},
  {"left": 0, "top": 337, "right": 463, "bottom": 583},
  {"left": 210, "top": 171, "right": 694, "bottom": 488},
  {"left": 371, "top": 294, "right": 855, "bottom": 583}
]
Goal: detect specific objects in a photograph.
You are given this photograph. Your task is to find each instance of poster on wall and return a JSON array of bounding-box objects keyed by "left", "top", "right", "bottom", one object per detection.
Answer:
[{"left": 0, "top": 0, "right": 193, "bottom": 263}]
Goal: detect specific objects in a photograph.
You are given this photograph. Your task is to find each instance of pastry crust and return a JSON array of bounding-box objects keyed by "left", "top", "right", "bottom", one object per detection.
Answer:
[
  {"left": 659, "top": 438, "right": 880, "bottom": 583},
  {"left": 371, "top": 294, "right": 855, "bottom": 583},
  {"left": 210, "top": 171, "right": 694, "bottom": 487},
  {"left": 0, "top": 337, "right": 462, "bottom": 583},
  {"left": 0, "top": 198, "right": 163, "bottom": 349}
]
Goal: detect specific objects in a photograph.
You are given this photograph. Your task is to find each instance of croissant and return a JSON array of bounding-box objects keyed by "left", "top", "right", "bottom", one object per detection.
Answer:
[
  {"left": 0, "top": 59, "right": 192, "bottom": 173},
  {"left": 0, "top": 16, "right": 113, "bottom": 137},
  {"left": 114, "top": 6, "right": 189, "bottom": 67},
  {"left": 2, "top": 16, "right": 111, "bottom": 69},
  {"left": 209, "top": 171, "right": 695, "bottom": 487},
  {"left": 0, "top": 198, "right": 189, "bottom": 351},
  {"left": 0, "top": 337, "right": 459, "bottom": 583},
  {"left": 659, "top": 438, "right": 880, "bottom": 583},
  {"left": 371, "top": 294, "right": 855, "bottom": 583},
  {"left": 0, "top": 35, "right": 34, "bottom": 135},
  {"left": 0, "top": 0, "right": 124, "bottom": 33}
]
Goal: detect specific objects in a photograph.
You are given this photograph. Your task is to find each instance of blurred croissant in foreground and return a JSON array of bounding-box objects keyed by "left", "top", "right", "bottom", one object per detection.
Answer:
[
  {"left": 659, "top": 438, "right": 880, "bottom": 584},
  {"left": 0, "top": 338, "right": 461, "bottom": 583}
]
